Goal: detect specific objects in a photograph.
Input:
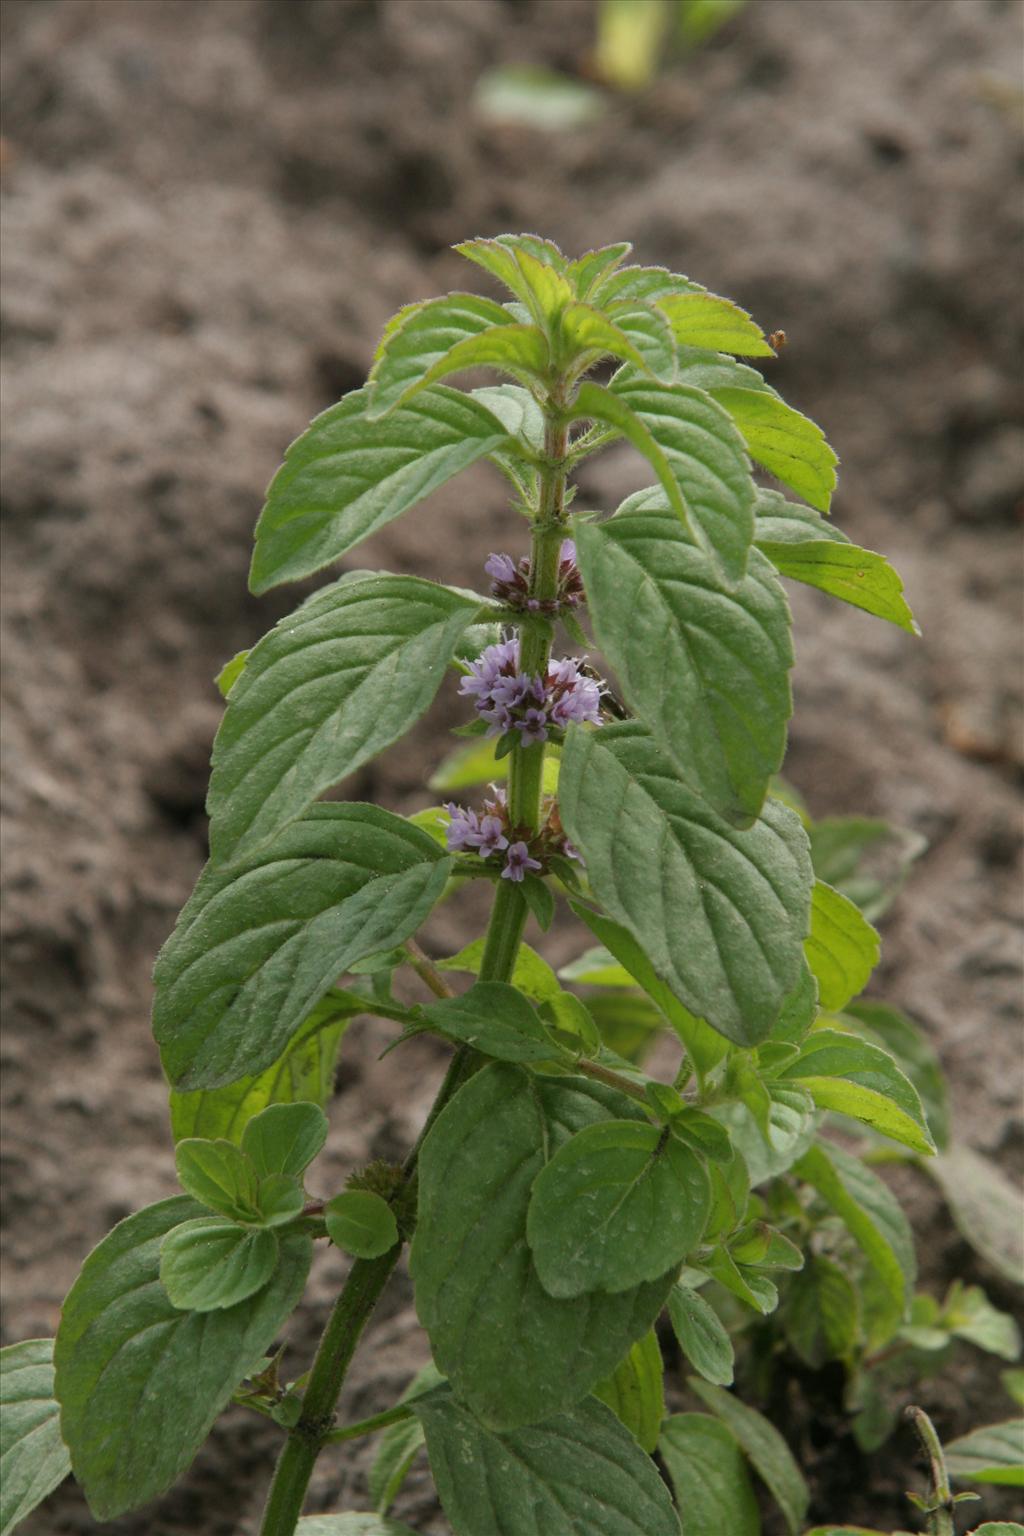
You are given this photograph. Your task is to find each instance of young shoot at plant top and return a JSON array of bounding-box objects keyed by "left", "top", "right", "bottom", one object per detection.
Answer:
[{"left": 2, "top": 234, "right": 1021, "bottom": 1536}]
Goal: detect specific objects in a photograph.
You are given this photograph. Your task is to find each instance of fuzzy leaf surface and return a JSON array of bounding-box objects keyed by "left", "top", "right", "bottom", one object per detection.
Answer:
[
  {"left": 250, "top": 387, "right": 510, "bottom": 593},
  {"left": 795, "top": 1142, "right": 915, "bottom": 1344},
  {"left": 667, "top": 1283, "right": 735, "bottom": 1385},
  {"left": 0, "top": 1339, "right": 71, "bottom": 1536},
  {"left": 689, "top": 1379, "right": 809, "bottom": 1535},
  {"left": 159, "top": 1219, "right": 279, "bottom": 1311},
  {"left": 603, "top": 374, "right": 757, "bottom": 582},
  {"left": 805, "top": 880, "right": 880, "bottom": 1011},
  {"left": 658, "top": 291, "right": 773, "bottom": 356},
  {"left": 54, "top": 1197, "right": 311, "bottom": 1521},
  {"left": 780, "top": 1028, "right": 935, "bottom": 1155},
  {"left": 559, "top": 723, "right": 813, "bottom": 1048},
  {"left": 714, "top": 386, "right": 837, "bottom": 512},
  {"left": 760, "top": 539, "right": 918, "bottom": 633},
  {"left": 410, "top": 1063, "right": 676, "bottom": 1429},
  {"left": 569, "top": 904, "right": 728, "bottom": 1077},
  {"left": 659, "top": 1413, "right": 759, "bottom": 1534},
  {"left": 944, "top": 1421, "right": 1024, "bottom": 1486},
  {"left": 577, "top": 505, "right": 792, "bottom": 824},
  {"left": 240, "top": 1102, "right": 327, "bottom": 1181},
  {"left": 455, "top": 237, "right": 575, "bottom": 327},
  {"left": 783, "top": 1256, "right": 859, "bottom": 1367},
  {"left": 175, "top": 1138, "right": 261, "bottom": 1220},
  {"left": 527, "top": 1120, "right": 709, "bottom": 1297},
  {"left": 368, "top": 292, "right": 526, "bottom": 416},
  {"left": 208, "top": 575, "right": 481, "bottom": 864},
  {"left": 422, "top": 982, "right": 563, "bottom": 1064},
  {"left": 169, "top": 990, "right": 357, "bottom": 1143},
  {"left": 592, "top": 1329, "right": 665, "bottom": 1454},
  {"left": 753, "top": 487, "right": 849, "bottom": 545},
  {"left": 412, "top": 1386, "right": 681, "bottom": 1536},
  {"left": 154, "top": 806, "right": 449, "bottom": 1090},
  {"left": 325, "top": 1192, "right": 398, "bottom": 1259}
]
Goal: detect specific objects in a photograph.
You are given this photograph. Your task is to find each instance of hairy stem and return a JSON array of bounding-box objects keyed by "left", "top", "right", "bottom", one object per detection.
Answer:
[
  {"left": 258, "top": 388, "right": 571, "bottom": 1536},
  {"left": 905, "top": 1405, "right": 956, "bottom": 1536}
]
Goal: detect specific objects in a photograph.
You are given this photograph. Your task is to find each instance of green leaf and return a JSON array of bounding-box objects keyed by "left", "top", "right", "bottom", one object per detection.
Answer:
[
  {"left": 54, "top": 1196, "right": 311, "bottom": 1521},
  {"left": 159, "top": 1219, "right": 279, "bottom": 1311},
  {"left": 783, "top": 1255, "right": 859, "bottom": 1367},
  {"left": 689, "top": 1379, "right": 809, "bottom": 1535},
  {"left": 369, "top": 1361, "right": 444, "bottom": 1514},
  {"left": 593, "top": 265, "right": 703, "bottom": 305},
  {"left": 593, "top": 1329, "right": 665, "bottom": 1453},
  {"left": 0, "top": 1339, "right": 71, "bottom": 1536},
  {"left": 603, "top": 373, "right": 757, "bottom": 582},
  {"left": 659, "top": 1413, "right": 759, "bottom": 1535},
  {"left": 208, "top": 575, "right": 481, "bottom": 865},
  {"left": 560, "top": 300, "right": 673, "bottom": 380},
  {"left": 437, "top": 937, "right": 561, "bottom": 1003},
  {"left": 410, "top": 1063, "right": 677, "bottom": 1429},
  {"left": 455, "top": 237, "right": 575, "bottom": 329},
  {"left": 324, "top": 1191, "right": 398, "bottom": 1259},
  {"left": 925, "top": 1144, "right": 1024, "bottom": 1288},
  {"left": 412, "top": 1386, "right": 681, "bottom": 1536},
  {"left": 754, "top": 487, "right": 849, "bottom": 545},
  {"left": 576, "top": 504, "right": 792, "bottom": 824},
  {"left": 239, "top": 1102, "right": 327, "bottom": 1182},
  {"left": 368, "top": 293, "right": 531, "bottom": 416},
  {"left": 667, "top": 1282, "right": 735, "bottom": 1385},
  {"left": 712, "top": 386, "right": 837, "bottom": 512},
  {"left": 429, "top": 734, "right": 560, "bottom": 794},
  {"left": 659, "top": 291, "right": 773, "bottom": 357},
  {"left": 709, "top": 1087, "right": 818, "bottom": 1185},
  {"left": 473, "top": 65, "right": 605, "bottom": 131},
  {"left": 154, "top": 805, "right": 449, "bottom": 1090},
  {"left": 422, "top": 982, "right": 564, "bottom": 1064},
  {"left": 944, "top": 1421, "right": 1024, "bottom": 1486},
  {"left": 568, "top": 243, "right": 634, "bottom": 298},
  {"left": 841, "top": 1001, "right": 951, "bottom": 1148},
  {"left": 215, "top": 649, "right": 249, "bottom": 698},
  {"left": 808, "top": 816, "right": 926, "bottom": 923},
  {"left": 250, "top": 385, "right": 511, "bottom": 593},
  {"left": 804, "top": 881, "right": 880, "bottom": 1012},
  {"left": 759, "top": 539, "right": 919, "bottom": 635},
  {"left": 780, "top": 1028, "right": 935, "bottom": 1156},
  {"left": 569, "top": 904, "right": 728, "bottom": 1078},
  {"left": 169, "top": 989, "right": 356, "bottom": 1143},
  {"left": 586, "top": 992, "right": 666, "bottom": 1062},
  {"left": 255, "top": 1173, "right": 306, "bottom": 1228},
  {"left": 520, "top": 871, "right": 556, "bottom": 932},
  {"left": 942, "top": 1282, "right": 1022, "bottom": 1360},
  {"left": 1003, "top": 1369, "right": 1024, "bottom": 1408},
  {"left": 175, "top": 1138, "right": 261, "bottom": 1221},
  {"left": 795, "top": 1142, "right": 915, "bottom": 1344},
  {"left": 559, "top": 723, "right": 813, "bottom": 1048},
  {"left": 560, "top": 945, "right": 635, "bottom": 987},
  {"left": 527, "top": 1120, "right": 710, "bottom": 1297},
  {"left": 703, "top": 1245, "right": 779, "bottom": 1316},
  {"left": 538, "top": 989, "right": 602, "bottom": 1057},
  {"left": 296, "top": 1518, "right": 419, "bottom": 1536},
  {"left": 965, "top": 1525, "right": 1024, "bottom": 1536}
]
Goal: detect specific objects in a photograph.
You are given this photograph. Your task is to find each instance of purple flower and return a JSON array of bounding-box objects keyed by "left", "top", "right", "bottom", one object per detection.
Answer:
[
  {"left": 502, "top": 841, "right": 543, "bottom": 882},
  {"left": 563, "top": 839, "right": 584, "bottom": 864},
  {"left": 475, "top": 815, "right": 509, "bottom": 857},
  {"left": 559, "top": 538, "right": 576, "bottom": 566},
  {"left": 444, "top": 803, "right": 481, "bottom": 853},
  {"left": 485, "top": 552, "right": 517, "bottom": 585},
  {"left": 550, "top": 675, "right": 602, "bottom": 727},
  {"left": 515, "top": 708, "right": 549, "bottom": 745}
]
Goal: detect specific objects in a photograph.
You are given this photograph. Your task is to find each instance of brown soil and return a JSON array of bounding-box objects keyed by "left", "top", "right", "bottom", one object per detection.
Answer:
[{"left": 1, "top": 1, "right": 1022, "bottom": 1532}]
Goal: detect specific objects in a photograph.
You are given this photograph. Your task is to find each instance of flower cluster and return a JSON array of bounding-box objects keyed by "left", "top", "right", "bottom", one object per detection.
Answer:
[
  {"left": 458, "top": 636, "right": 603, "bottom": 744},
  {"left": 485, "top": 539, "right": 584, "bottom": 615},
  {"left": 444, "top": 785, "right": 581, "bottom": 882}
]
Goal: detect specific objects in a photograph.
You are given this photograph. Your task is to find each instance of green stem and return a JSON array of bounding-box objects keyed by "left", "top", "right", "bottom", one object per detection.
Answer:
[
  {"left": 323, "top": 1402, "right": 414, "bottom": 1445},
  {"left": 905, "top": 1405, "right": 955, "bottom": 1536},
  {"left": 258, "top": 388, "right": 571, "bottom": 1536}
]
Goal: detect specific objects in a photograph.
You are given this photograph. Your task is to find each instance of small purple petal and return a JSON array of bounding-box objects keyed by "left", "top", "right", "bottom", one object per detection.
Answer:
[
  {"left": 559, "top": 539, "right": 576, "bottom": 566},
  {"left": 502, "top": 841, "right": 544, "bottom": 882},
  {"left": 476, "top": 815, "right": 509, "bottom": 856},
  {"left": 515, "top": 708, "right": 549, "bottom": 745},
  {"left": 485, "top": 552, "right": 517, "bottom": 584}
]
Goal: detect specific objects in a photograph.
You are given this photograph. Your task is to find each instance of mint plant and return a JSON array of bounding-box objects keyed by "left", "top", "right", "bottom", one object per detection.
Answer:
[{"left": 2, "top": 234, "right": 1020, "bottom": 1536}]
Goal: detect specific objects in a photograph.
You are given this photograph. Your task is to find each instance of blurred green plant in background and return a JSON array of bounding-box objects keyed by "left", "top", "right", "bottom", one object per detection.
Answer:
[{"left": 474, "top": 0, "right": 749, "bottom": 129}]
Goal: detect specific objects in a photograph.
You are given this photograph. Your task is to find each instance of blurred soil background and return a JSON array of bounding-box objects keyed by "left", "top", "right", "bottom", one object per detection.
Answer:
[{"left": 1, "top": 0, "right": 1022, "bottom": 1531}]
